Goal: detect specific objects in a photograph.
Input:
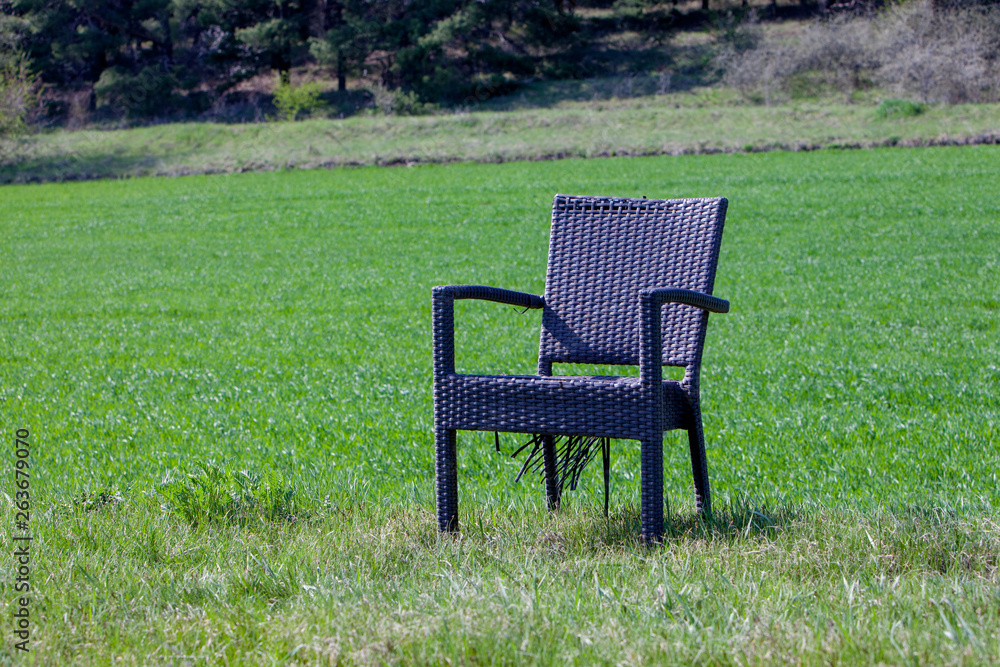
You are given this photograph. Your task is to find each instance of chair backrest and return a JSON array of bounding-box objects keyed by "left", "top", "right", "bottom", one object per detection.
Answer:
[{"left": 538, "top": 194, "right": 728, "bottom": 370}]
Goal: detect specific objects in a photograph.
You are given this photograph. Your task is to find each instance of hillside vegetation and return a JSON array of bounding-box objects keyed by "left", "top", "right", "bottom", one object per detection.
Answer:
[
  {"left": 2, "top": 1, "right": 999, "bottom": 183},
  {"left": 3, "top": 90, "right": 1000, "bottom": 183},
  {"left": 1, "top": 0, "right": 999, "bottom": 129}
]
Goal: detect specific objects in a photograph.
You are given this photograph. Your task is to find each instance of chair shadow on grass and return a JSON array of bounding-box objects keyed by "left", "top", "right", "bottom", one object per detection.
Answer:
[
  {"left": 457, "top": 493, "right": 799, "bottom": 552},
  {"left": 590, "top": 496, "right": 797, "bottom": 548}
]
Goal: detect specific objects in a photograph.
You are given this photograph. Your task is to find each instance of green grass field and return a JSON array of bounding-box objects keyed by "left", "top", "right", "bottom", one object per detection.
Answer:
[{"left": 1, "top": 146, "right": 999, "bottom": 663}]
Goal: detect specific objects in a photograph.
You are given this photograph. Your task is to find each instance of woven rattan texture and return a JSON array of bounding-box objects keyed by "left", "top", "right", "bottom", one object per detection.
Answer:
[
  {"left": 431, "top": 195, "right": 729, "bottom": 542},
  {"left": 539, "top": 196, "right": 727, "bottom": 368},
  {"left": 435, "top": 375, "right": 688, "bottom": 439}
]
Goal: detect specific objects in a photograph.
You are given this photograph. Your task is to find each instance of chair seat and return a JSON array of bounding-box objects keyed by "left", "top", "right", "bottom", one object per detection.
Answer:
[{"left": 435, "top": 373, "right": 691, "bottom": 439}]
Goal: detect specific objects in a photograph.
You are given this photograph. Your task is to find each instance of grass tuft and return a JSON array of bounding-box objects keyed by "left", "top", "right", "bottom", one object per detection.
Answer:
[{"left": 157, "top": 463, "right": 311, "bottom": 528}]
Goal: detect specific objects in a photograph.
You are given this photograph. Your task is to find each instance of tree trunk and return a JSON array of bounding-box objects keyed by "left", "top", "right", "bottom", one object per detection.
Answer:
[
  {"left": 311, "top": 0, "right": 328, "bottom": 37},
  {"left": 160, "top": 12, "right": 174, "bottom": 71}
]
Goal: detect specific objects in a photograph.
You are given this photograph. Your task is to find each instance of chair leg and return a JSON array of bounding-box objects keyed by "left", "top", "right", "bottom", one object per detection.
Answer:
[
  {"left": 541, "top": 435, "right": 561, "bottom": 510},
  {"left": 687, "top": 414, "right": 712, "bottom": 518},
  {"left": 435, "top": 427, "right": 459, "bottom": 532},
  {"left": 640, "top": 435, "right": 664, "bottom": 544},
  {"left": 602, "top": 437, "right": 611, "bottom": 518}
]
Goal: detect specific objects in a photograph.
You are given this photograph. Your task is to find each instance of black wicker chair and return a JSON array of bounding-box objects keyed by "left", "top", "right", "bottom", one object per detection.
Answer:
[{"left": 432, "top": 195, "right": 730, "bottom": 542}]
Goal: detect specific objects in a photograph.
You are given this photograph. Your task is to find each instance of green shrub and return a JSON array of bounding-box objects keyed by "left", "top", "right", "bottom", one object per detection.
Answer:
[
  {"left": 272, "top": 79, "right": 327, "bottom": 121},
  {"left": 876, "top": 99, "right": 927, "bottom": 119},
  {"left": 95, "top": 66, "right": 179, "bottom": 119},
  {"left": 369, "top": 83, "right": 434, "bottom": 116},
  {"left": 0, "top": 51, "right": 40, "bottom": 137},
  {"left": 612, "top": 0, "right": 650, "bottom": 20}
]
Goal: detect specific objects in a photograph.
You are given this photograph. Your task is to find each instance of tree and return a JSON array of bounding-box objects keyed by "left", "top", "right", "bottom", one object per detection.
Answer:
[
  {"left": 309, "top": 1, "right": 380, "bottom": 91},
  {"left": 12, "top": 0, "right": 178, "bottom": 113},
  {"left": 2, "top": 0, "right": 677, "bottom": 120},
  {"left": 386, "top": 0, "right": 579, "bottom": 104},
  {"left": 0, "top": 9, "right": 40, "bottom": 136},
  {"left": 231, "top": 0, "right": 323, "bottom": 86}
]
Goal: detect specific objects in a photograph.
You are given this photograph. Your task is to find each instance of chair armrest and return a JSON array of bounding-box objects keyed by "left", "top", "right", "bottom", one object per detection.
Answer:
[
  {"left": 432, "top": 285, "right": 544, "bottom": 375},
  {"left": 433, "top": 284, "right": 544, "bottom": 310},
  {"left": 642, "top": 288, "right": 730, "bottom": 314},
  {"left": 639, "top": 288, "right": 730, "bottom": 383}
]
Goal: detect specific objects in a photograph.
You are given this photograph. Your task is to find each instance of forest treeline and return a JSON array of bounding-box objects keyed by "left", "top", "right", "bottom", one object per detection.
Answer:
[
  {"left": 1, "top": 0, "right": 999, "bottom": 129},
  {"left": 0, "top": 0, "right": 688, "bottom": 123}
]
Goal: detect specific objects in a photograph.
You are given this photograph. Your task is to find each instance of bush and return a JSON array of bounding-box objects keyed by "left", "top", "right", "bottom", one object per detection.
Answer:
[
  {"left": 717, "top": 1, "right": 1000, "bottom": 105},
  {"left": 718, "top": 38, "right": 795, "bottom": 106},
  {"left": 714, "top": 10, "right": 791, "bottom": 105},
  {"left": 368, "top": 83, "right": 433, "bottom": 116},
  {"left": 392, "top": 44, "right": 473, "bottom": 106},
  {"left": 272, "top": 78, "right": 327, "bottom": 121},
  {"left": 95, "top": 66, "right": 180, "bottom": 119},
  {"left": 875, "top": 99, "right": 926, "bottom": 119},
  {"left": 0, "top": 52, "right": 40, "bottom": 137},
  {"left": 875, "top": 2, "right": 1000, "bottom": 104}
]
